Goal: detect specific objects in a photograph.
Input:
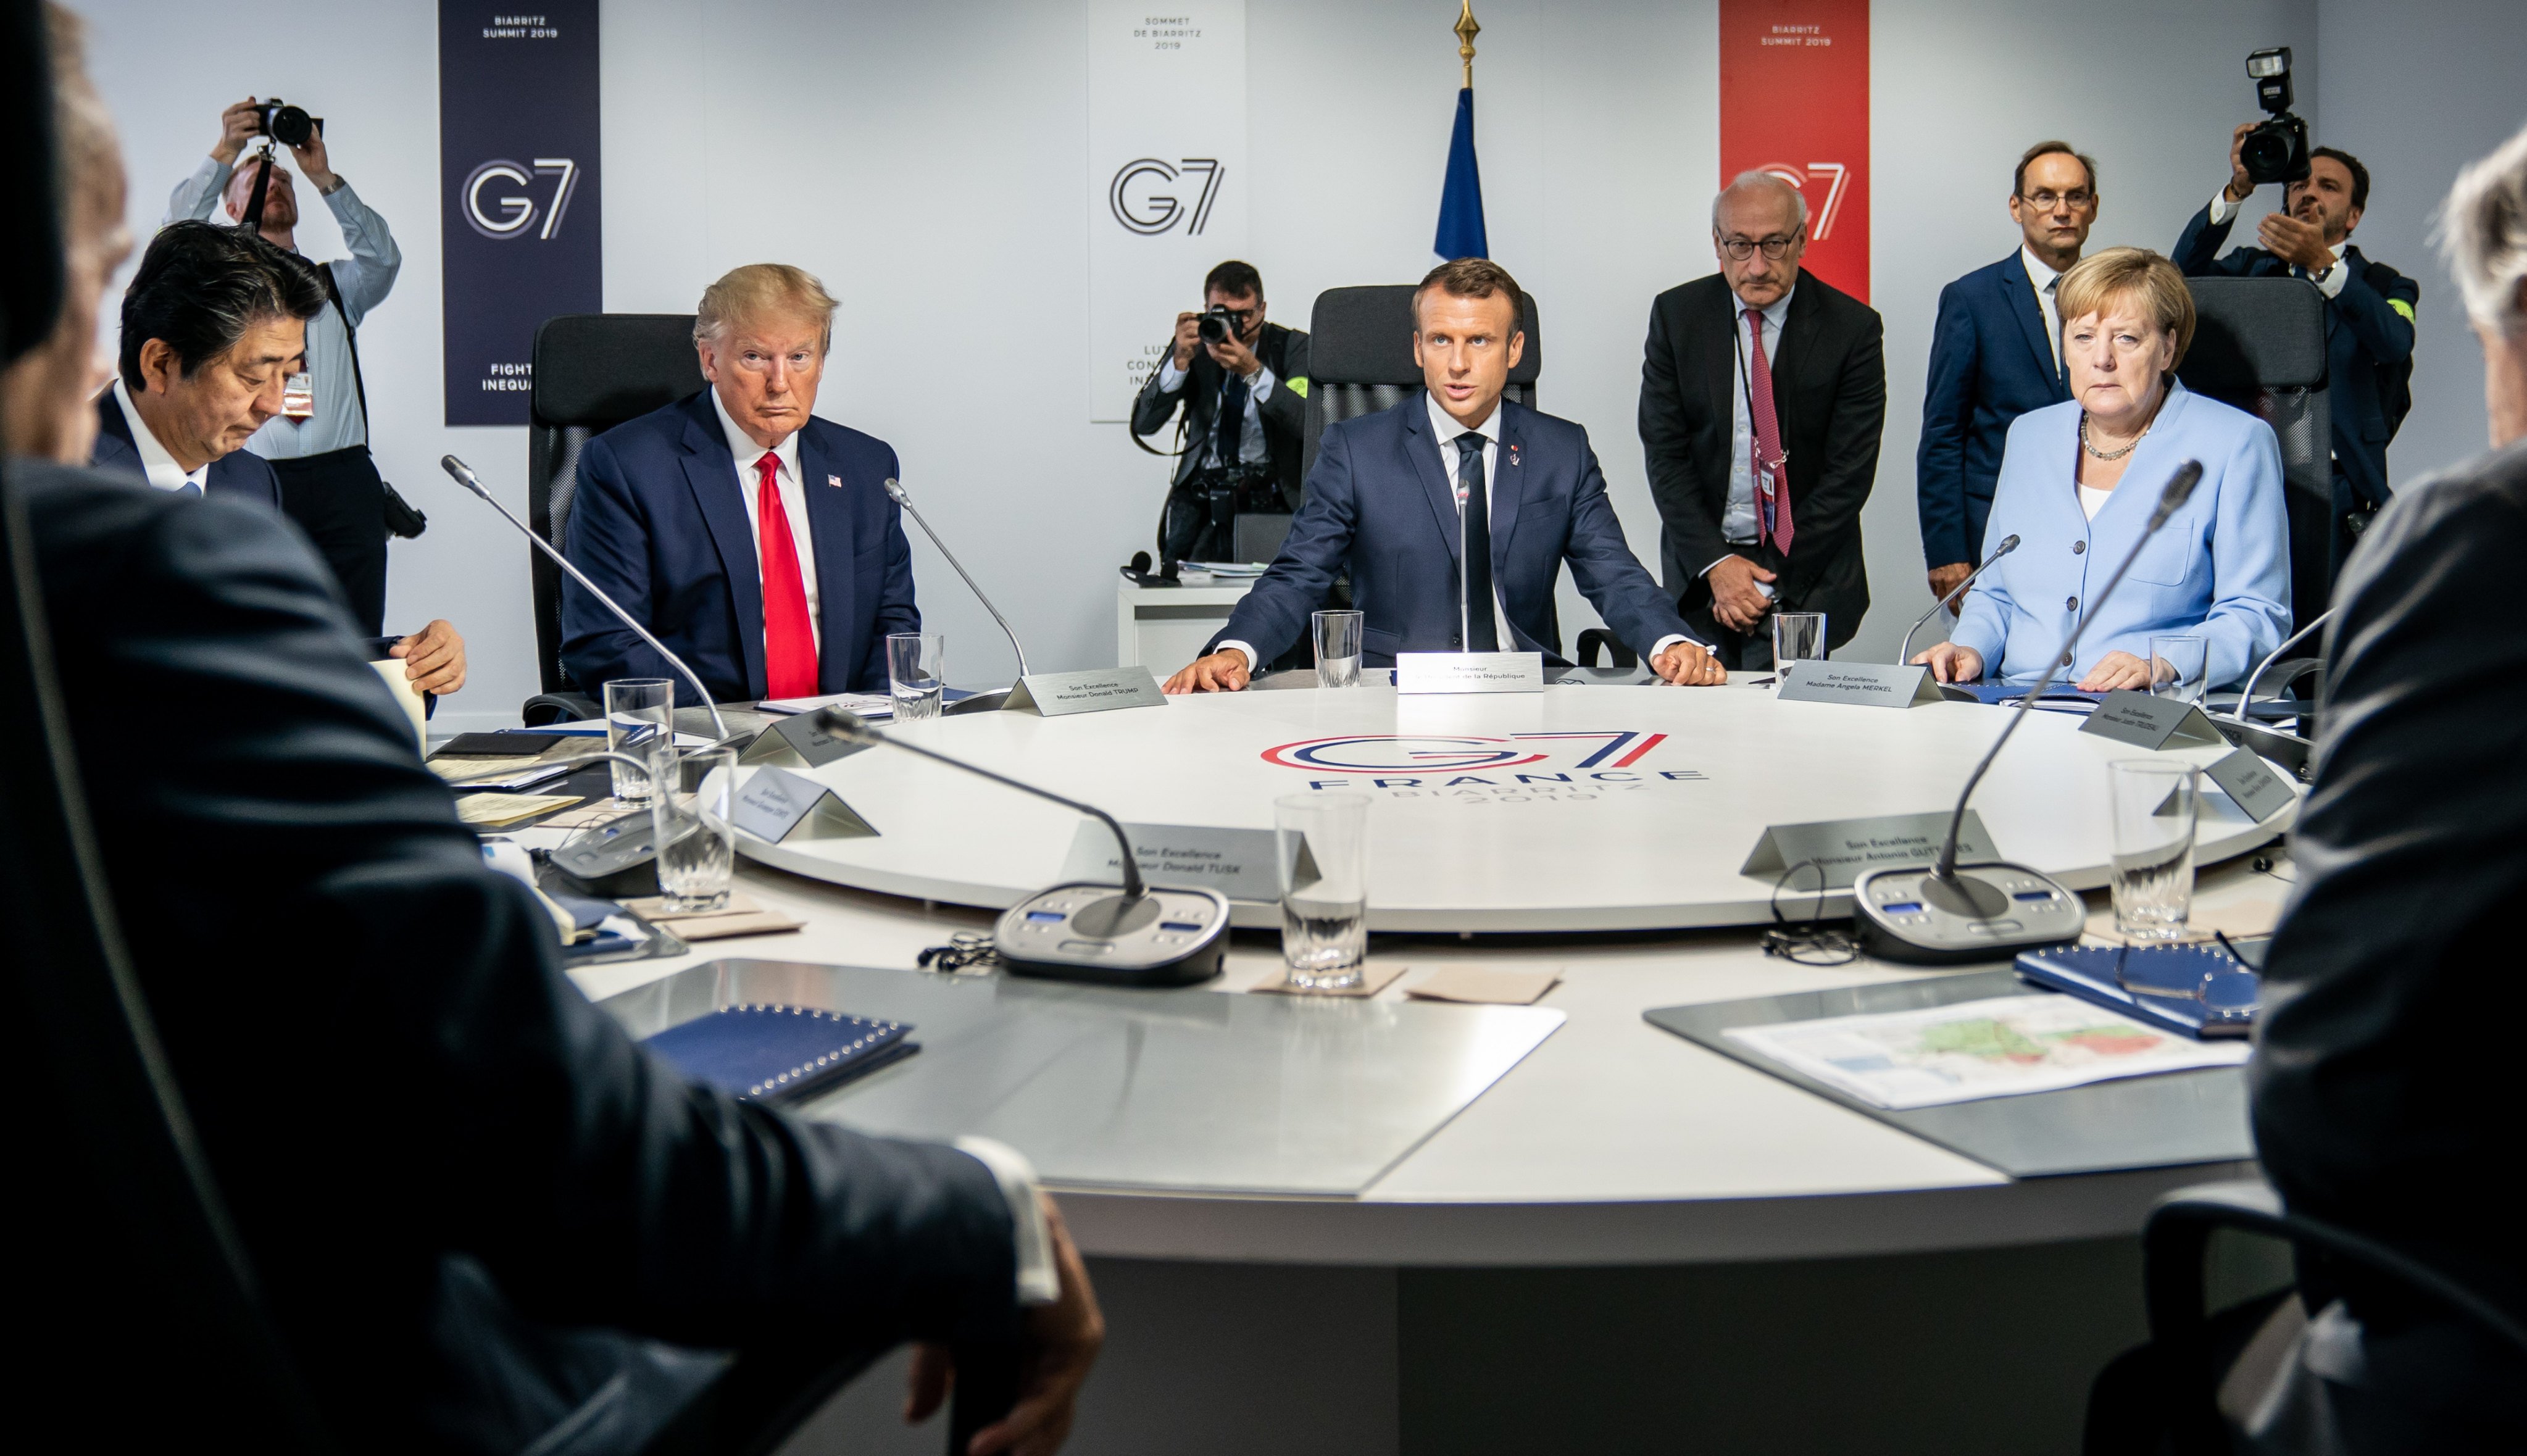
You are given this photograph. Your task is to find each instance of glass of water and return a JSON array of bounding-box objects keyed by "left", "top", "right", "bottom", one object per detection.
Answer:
[
  {"left": 604, "top": 678, "right": 673, "bottom": 804},
  {"left": 2107, "top": 760, "right": 2200, "bottom": 942},
  {"left": 1771, "top": 611, "right": 1826, "bottom": 678},
  {"left": 2149, "top": 634, "right": 2209, "bottom": 702},
  {"left": 1275, "top": 792, "right": 1370, "bottom": 989},
  {"left": 1313, "top": 609, "right": 1364, "bottom": 689},
  {"left": 649, "top": 745, "right": 737, "bottom": 913},
  {"left": 887, "top": 633, "right": 945, "bottom": 722}
]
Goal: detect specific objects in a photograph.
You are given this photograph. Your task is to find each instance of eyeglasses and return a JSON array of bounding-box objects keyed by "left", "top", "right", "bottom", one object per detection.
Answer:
[
  {"left": 2019, "top": 189, "right": 2096, "bottom": 210},
  {"left": 1717, "top": 231, "right": 1803, "bottom": 261},
  {"left": 2112, "top": 941, "right": 2260, "bottom": 1026}
]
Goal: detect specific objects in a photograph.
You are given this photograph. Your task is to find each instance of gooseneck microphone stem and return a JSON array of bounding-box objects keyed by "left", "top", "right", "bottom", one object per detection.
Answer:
[
  {"left": 1899, "top": 534, "right": 2021, "bottom": 666},
  {"left": 2232, "top": 609, "right": 2333, "bottom": 722},
  {"left": 815, "top": 709, "right": 1143, "bottom": 901},
  {"left": 882, "top": 478, "right": 1030, "bottom": 679},
  {"left": 1933, "top": 461, "right": 2205, "bottom": 881},
  {"left": 438, "top": 456, "right": 727, "bottom": 743}
]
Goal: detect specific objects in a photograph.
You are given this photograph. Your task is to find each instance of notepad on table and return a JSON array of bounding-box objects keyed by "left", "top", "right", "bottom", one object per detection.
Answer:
[{"left": 643, "top": 1005, "right": 918, "bottom": 1101}]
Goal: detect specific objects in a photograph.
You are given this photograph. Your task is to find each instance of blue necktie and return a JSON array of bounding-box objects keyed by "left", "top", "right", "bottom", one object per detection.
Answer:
[
  {"left": 1455, "top": 434, "right": 1498, "bottom": 651},
  {"left": 1215, "top": 373, "right": 1249, "bottom": 467}
]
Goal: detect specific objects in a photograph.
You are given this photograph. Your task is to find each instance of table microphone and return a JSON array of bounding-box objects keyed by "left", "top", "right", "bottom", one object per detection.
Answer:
[
  {"left": 881, "top": 478, "right": 1029, "bottom": 713},
  {"left": 1853, "top": 460, "right": 2204, "bottom": 965},
  {"left": 2230, "top": 608, "right": 2332, "bottom": 722},
  {"left": 810, "top": 709, "right": 1228, "bottom": 986},
  {"left": 1897, "top": 534, "right": 2020, "bottom": 667},
  {"left": 438, "top": 456, "right": 728, "bottom": 744}
]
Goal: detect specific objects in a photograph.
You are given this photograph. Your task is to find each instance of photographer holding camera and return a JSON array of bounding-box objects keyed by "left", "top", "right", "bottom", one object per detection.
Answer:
[
  {"left": 2171, "top": 50, "right": 2417, "bottom": 605},
  {"left": 165, "top": 94, "right": 408, "bottom": 636},
  {"left": 1130, "top": 260, "right": 1310, "bottom": 564}
]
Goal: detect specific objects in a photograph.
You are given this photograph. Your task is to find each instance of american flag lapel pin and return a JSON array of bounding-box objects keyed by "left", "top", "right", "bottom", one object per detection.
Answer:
[{"left": 826, "top": 474, "right": 843, "bottom": 488}]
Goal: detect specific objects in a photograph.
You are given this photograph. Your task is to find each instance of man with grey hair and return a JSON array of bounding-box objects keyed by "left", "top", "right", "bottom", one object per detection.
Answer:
[
  {"left": 1639, "top": 170, "right": 1885, "bottom": 668},
  {"left": 2088, "top": 122, "right": 2527, "bottom": 1454}
]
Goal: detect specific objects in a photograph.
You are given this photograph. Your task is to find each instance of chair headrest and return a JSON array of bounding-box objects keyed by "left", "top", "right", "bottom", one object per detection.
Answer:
[
  {"left": 531, "top": 314, "right": 707, "bottom": 428},
  {"left": 1309, "top": 284, "right": 1542, "bottom": 387},
  {"left": 2178, "top": 277, "right": 2328, "bottom": 393}
]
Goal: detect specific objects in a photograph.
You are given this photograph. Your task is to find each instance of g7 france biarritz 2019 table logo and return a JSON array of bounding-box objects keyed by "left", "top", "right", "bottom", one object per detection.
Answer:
[{"left": 1262, "top": 733, "right": 1707, "bottom": 802}]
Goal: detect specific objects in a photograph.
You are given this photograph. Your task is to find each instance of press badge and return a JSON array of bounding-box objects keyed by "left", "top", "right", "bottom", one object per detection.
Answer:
[{"left": 282, "top": 370, "right": 315, "bottom": 420}]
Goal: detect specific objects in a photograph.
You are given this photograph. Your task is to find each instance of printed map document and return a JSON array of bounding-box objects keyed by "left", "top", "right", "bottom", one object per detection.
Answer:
[{"left": 1723, "top": 993, "right": 2250, "bottom": 1110}]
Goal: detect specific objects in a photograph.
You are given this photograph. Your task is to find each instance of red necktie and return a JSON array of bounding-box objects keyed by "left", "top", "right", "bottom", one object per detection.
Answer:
[
  {"left": 754, "top": 451, "right": 818, "bottom": 698},
  {"left": 1744, "top": 306, "right": 1794, "bottom": 555}
]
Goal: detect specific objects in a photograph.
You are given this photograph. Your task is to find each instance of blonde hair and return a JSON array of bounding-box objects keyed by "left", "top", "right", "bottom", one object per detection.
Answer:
[
  {"left": 2055, "top": 247, "right": 2196, "bottom": 367},
  {"left": 693, "top": 263, "right": 838, "bottom": 351}
]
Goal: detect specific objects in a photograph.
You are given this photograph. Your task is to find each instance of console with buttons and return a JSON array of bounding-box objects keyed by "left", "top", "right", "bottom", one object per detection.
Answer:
[
  {"left": 1850, "top": 862, "right": 2084, "bottom": 967},
  {"left": 993, "top": 883, "right": 1232, "bottom": 987}
]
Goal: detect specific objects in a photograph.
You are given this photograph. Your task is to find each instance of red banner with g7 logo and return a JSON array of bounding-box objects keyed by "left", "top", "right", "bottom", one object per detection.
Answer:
[{"left": 1719, "top": 0, "right": 1870, "bottom": 302}]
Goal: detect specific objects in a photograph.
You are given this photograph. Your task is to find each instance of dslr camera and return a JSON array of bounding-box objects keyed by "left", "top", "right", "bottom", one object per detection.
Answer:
[
  {"left": 2238, "top": 48, "right": 2309, "bottom": 186},
  {"left": 1196, "top": 304, "right": 1248, "bottom": 346},
  {"left": 252, "top": 98, "right": 323, "bottom": 148}
]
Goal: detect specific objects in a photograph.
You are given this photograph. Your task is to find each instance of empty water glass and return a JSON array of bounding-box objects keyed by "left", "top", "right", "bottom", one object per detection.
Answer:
[
  {"left": 2108, "top": 760, "right": 2200, "bottom": 942},
  {"left": 649, "top": 745, "right": 737, "bottom": 913},
  {"left": 604, "top": 678, "right": 673, "bottom": 804},
  {"left": 1276, "top": 792, "right": 1370, "bottom": 989},
  {"left": 888, "top": 633, "right": 945, "bottom": 722},
  {"left": 2149, "top": 634, "right": 2209, "bottom": 703},
  {"left": 1313, "top": 609, "right": 1364, "bottom": 689},
  {"left": 1771, "top": 611, "right": 1826, "bottom": 677}
]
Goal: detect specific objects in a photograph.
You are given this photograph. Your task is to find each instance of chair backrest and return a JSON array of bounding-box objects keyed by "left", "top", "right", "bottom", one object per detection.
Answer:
[
  {"left": 2176, "top": 277, "right": 2331, "bottom": 628},
  {"left": 1302, "top": 285, "right": 1542, "bottom": 481},
  {"left": 528, "top": 315, "right": 706, "bottom": 693}
]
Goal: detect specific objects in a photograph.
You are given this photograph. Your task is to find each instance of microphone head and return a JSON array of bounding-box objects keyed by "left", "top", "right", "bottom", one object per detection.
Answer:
[
  {"left": 881, "top": 476, "right": 908, "bottom": 504},
  {"left": 439, "top": 456, "right": 486, "bottom": 495},
  {"left": 1995, "top": 533, "right": 2021, "bottom": 554},
  {"left": 813, "top": 707, "right": 875, "bottom": 740},
  {"left": 2156, "top": 460, "right": 2205, "bottom": 517}
]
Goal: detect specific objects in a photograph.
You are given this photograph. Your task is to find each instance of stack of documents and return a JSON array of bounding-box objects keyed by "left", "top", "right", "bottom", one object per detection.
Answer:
[
  {"left": 1183, "top": 560, "right": 1269, "bottom": 578},
  {"left": 757, "top": 692, "right": 894, "bottom": 719}
]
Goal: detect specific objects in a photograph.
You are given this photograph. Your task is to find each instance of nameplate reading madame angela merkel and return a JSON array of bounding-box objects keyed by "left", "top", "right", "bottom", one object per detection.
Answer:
[{"left": 1775, "top": 660, "right": 1946, "bottom": 708}]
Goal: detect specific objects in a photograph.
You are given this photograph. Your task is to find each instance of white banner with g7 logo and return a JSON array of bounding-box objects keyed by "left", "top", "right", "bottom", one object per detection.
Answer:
[{"left": 1086, "top": 1, "right": 1247, "bottom": 422}]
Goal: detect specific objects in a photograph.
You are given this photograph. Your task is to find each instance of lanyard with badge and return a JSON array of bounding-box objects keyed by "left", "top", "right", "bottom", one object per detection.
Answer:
[{"left": 1731, "top": 318, "right": 1789, "bottom": 570}]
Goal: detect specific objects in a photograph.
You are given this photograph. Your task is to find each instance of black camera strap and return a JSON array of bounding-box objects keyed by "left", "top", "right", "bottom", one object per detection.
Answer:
[{"left": 314, "top": 262, "right": 427, "bottom": 539}]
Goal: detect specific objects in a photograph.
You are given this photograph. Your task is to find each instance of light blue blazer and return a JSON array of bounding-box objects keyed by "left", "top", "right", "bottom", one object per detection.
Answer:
[{"left": 1950, "top": 382, "right": 2291, "bottom": 688}]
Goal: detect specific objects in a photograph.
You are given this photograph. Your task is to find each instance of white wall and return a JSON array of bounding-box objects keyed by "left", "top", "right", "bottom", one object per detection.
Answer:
[{"left": 77, "top": 0, "right": 2518, "bottom": 728}]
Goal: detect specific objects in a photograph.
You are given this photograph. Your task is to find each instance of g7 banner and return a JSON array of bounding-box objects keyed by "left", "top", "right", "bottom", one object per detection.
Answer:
[{"left": 1720, "top": 0, "right": 1870, "bottom": 302}]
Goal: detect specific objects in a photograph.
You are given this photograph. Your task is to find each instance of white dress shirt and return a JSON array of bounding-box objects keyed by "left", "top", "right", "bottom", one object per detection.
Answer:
[
  {"left": 1154, "top": 355, "right": 1277, "bottom": 467},
  {"left": 954, "top": 1137, "right": 1060, "bottom": 1305},
  {"left": 1220, "top": 394, "right": 1684, "bottom": 669},
  {"left": 1712, "top": 286, "right": 1794, "bottom": 569},
  {"left": 711, "top": 388, "right": 821, "bottom": 651},
  {"left": 2022, "top": 244, "right": 2066, "bottom": 375},
  {"left": 2204, "top": 190, "right": 2349, "bottom": 297},
  {"left": 111, "top": 380, "right": 209, "bottom": 494}
]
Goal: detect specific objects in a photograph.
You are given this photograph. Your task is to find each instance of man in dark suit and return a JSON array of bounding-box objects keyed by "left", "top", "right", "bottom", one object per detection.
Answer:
[
  {"left": 2172, "top": 131, "right": 2418, "bottom": 604},
  {"left": 564, "top": 263, "right": 917, "bottom": 705},
  {"left": 1917, "top": 142, "right": 2092, "bottom": 607},
  {"left": 1131, "top": 259, "right": 1312, "bottom": 562},
  {"left": 1165, "top": 259, "right": 1722, "bottom": 691},
  {"left": 1640, "top": 172, "right": 1886, "bottom": 668},
  {"left": 90, "top": 219, "right": 466, "bottom": 697}
]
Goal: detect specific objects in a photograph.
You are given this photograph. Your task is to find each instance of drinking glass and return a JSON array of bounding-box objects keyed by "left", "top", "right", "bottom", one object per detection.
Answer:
[
  {"left": 604, "top": 678, "right": 673, "bottom": 804},
  {"left": 887, "top": 633, "right": 946, "bottom": 722},
  {"left": 1771, "top": 611, "right": 1827, "bottom": 676},
  {"left": 2149, "top": 634, "right": 2209, "bottom": 703},
  {"left": 2108, "top": 760, "right": 2200, "bottom": 942},
  {"left": 1313, "top": 609, "right": 1364, "bottom": 689},
  {"left": 1275, "top": 792, "right": 1370, "bottom": 989},
  {"left": 649, "top": 745, "right": 737, "bottom": 913}
]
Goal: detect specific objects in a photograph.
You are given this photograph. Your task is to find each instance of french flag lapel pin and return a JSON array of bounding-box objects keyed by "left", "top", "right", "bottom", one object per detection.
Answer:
[
  {"left": 1507, "top": 443, "right": 1520, "bottom": 468},
  {"left": 826, "top": 474, "right": 843, "bottom": 488}
]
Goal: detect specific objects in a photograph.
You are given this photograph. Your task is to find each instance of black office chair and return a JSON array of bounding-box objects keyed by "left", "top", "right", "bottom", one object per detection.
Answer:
[
  {"left": 1301, "top": 283, "right": 1543, "bottom": 480},
  {"left": 522, "top": 314, "right": 707, "bottom": 725},
  {"left": 2177, "top": 277, "right": 2331, "bottom": 635}
]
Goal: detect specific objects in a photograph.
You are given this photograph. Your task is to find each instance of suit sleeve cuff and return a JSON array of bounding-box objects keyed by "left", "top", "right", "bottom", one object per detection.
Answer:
[
  {"left": 1217, "top": 642, "right": 1255, "bottom": 671},
  {"left": 2207, "top": 190, "right": 2237, "bottom": 226},
  {"left": 954, "top": 1137, "right": 1059, "bottom": 1307},
  {"left": 1696, "top": 552, "right": 1739, "bottom": 579}
]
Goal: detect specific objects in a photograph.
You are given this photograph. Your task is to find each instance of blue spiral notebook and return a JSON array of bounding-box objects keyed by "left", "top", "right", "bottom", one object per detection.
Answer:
[
  {"left": 643, "top": 1004, "right": 919, "bottom": 1101},
  {"left": 2015, "top": 944, "right": 2260, "bottom": 1039}
]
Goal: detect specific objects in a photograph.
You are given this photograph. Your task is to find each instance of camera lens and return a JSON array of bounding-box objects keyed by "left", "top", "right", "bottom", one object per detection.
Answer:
[
  {"left": 1197, "top": 312, "right": 1230, "bottom": 344},
  {"left": 265, "top": 103, "right": 314, "bottom": 148}
]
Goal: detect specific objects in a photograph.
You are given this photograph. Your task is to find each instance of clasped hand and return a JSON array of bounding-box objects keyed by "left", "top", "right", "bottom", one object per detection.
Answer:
[{"left": 1707, "top": 554, "right": 1776, "bottom": 633}]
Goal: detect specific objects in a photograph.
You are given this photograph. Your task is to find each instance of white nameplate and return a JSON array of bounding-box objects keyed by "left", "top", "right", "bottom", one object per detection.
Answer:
[
  {"left": 1395, "top": 651, "right": 1546, "bottom": 694},
  {"left": 1776, "top": 660, "right": 1945, "bottom": 708},
  {"left": 2078, "top": 689, "right": 2231, "bottom": 750},
  {"left": 1058, "top": 822, "right": 1284, "bottom": 901},
  {"left": 729, "top": 765, "right": 878, "bottom": 844},
  {"left": 1742, "top": 810, "right": 2000, "bottom": 890},
  {"left": 1004, "top": 666, "right": 1166, "bottom": 717}
]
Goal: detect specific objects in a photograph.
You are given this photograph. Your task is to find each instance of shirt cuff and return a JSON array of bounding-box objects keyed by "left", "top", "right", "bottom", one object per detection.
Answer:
[
  {"left": 1648, "top": 633, "right": 1694, "bottom": 659},
  {"left": 1247, "top": 364, "right": 1275, "bottom": 398},
  {"left": 1696, "top": 551, "right": 1745, "bottom": 579},
  {"left": 1217, "top": 641, "right": 1255, "bottom": 671},
  {"left": 954, "top": 1136, "right": 1059, "bottom": 1307},
  {"left": 2312, "top": 258, "right": 2349, "bottom": 297},
  {"left": 2207, "top": 189, "right": 2237, "bottom": 226},
  {"left": 1155, "top": 358, "right": 1188, "bottom": 392}
]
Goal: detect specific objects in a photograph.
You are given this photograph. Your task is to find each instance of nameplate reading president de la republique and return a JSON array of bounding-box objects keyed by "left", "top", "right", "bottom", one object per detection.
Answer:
[
  {"left": 1004, "top": 666, "right": 1166, "bottom": 717},
  {"left": 1395, "top": 652, "right": 1546, "bottom": 694},
  {"left": 1775, "top": 660, "right": 1946, "bottom": 708}
]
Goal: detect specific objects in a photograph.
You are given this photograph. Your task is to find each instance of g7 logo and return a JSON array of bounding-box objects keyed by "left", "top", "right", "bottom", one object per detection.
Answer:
[
  {"left": 1753, "top": 160, "right": 1852, "bottom": 240},
  {"left": 1109, "top": 157, "right": 1223, "bottom": 236},
  {"left": 462, "top": 157, "right": 582, "bottom": 241}
]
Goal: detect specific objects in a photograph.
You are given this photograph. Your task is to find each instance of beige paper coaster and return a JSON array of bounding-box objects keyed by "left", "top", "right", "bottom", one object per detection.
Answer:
[
  {"left": 618, "top": 892, "right": 804, "bottom": 942},
  {"left": 1405, "top": 965, "right": 1562, "bottom": 1005},
  {"left": 1248, "top": 961, "right": 1410, "bottom": 998}
]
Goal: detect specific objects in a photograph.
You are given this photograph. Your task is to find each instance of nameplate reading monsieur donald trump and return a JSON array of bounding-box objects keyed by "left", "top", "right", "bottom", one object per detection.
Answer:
[
  {"left": 1395, "top": 652, "right": 1546, "bottom": 694},
  {"left": 1004, "top": 666, "right": 1167, "bottom": 717}
]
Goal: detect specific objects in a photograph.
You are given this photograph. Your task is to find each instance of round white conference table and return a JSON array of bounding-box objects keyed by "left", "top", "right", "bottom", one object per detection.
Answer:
[{"left": 552, "top": 679, "right": 2297, "bottom": 1455}]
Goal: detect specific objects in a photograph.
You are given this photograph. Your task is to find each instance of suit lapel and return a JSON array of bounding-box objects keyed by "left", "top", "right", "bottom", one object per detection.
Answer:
[
  {"left": 677, "top": 399, "right": 767, "bottom": 696},
  {"left": 1400, "top": 394, "right": 1462, "bottom": 561},
  {"left": 1999, "top": 252, "right": 2065, "bottom": 395},
  {"left": 796, "top": 427, "right": 859, "bottom": 691},
  {"left": 90, "top": 393, "right": 143, "bottom": 483},
  {"left": 1491, "top": 402, "right": 1528, "bottom": 560},
  {"left": 1773, "top": 277, "right": 1821, "bottom": 438}
]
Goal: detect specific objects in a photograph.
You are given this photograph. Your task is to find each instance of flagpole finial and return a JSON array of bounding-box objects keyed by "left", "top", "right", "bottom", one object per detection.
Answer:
[{"left": 1454, "top": 0, "right": 1480, "bottom": 89}]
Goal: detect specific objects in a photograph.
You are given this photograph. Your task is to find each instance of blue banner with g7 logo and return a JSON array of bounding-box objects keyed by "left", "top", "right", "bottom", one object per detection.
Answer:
[{"left": 438, "top": 4, "right": 601, "bottom": 425}]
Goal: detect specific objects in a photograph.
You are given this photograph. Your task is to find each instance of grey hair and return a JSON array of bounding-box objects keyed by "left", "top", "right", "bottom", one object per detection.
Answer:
[
  {"left": 2438, "top": 120, "right": 2527, "bottom": 338},
  {"left": 1712, "top": 170, "right": 1810, "bottom": 233}
]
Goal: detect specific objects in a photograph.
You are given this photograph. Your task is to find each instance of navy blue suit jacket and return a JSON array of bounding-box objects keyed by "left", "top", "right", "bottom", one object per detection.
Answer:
[
  {"left": 2171, "top": 204, "right": 2418, "bottom": 510},
  {"left": 1208, "top": 394, "right": 1695, "bottom": 668},
  {"left": 89, "top": 388, "right": 283, "bottom": 509},
  {"left": 562, "top": 393, "right": 919, "bottom": 704},
  {"left": 1916, "top": 251, "right": 2071, "bottom": 568}
]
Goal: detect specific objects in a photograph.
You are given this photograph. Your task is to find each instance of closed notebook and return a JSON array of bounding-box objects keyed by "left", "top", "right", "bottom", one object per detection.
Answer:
[
  {"left": 643, "top": 1004, "right": 918, "bottom": 1101},
  {"left": 2015, "top": 944, "right": 2260, "bottom": 1040}
]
